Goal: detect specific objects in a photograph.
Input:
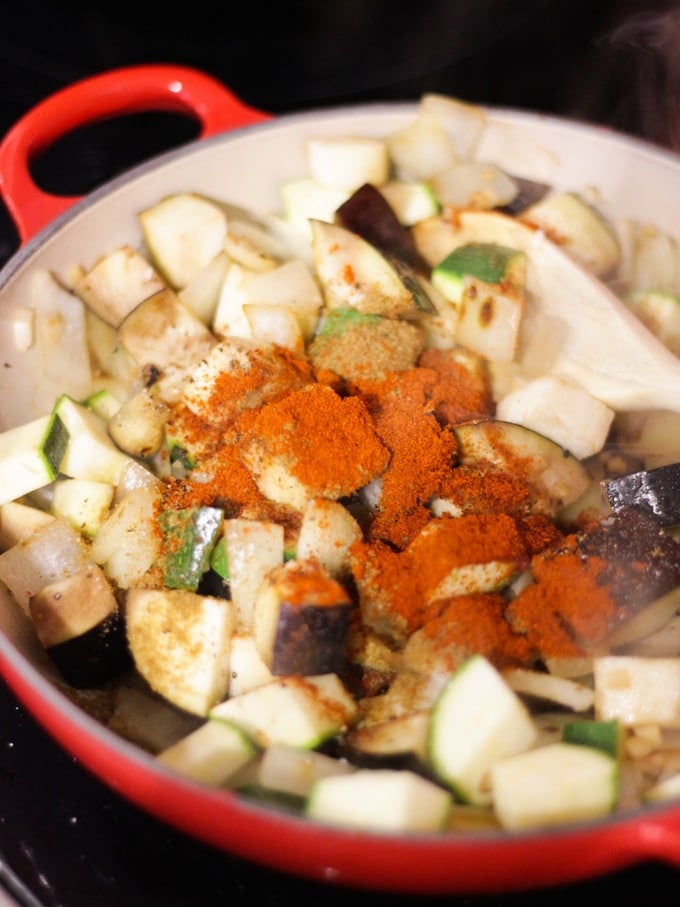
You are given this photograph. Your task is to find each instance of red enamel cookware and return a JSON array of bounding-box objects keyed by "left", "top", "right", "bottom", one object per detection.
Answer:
[{"left": 1, "top": 63, "right": 680, "bottom": 895}]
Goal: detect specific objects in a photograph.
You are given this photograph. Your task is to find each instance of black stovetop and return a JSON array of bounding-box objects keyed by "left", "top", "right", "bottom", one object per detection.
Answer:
[{"left": 2, "top": 1, "right": 680, "bottom": 903}]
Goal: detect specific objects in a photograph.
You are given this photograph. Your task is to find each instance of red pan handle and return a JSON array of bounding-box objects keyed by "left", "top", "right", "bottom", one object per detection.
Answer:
[{"left": 0, "top": 64, "right": 271, "bottom": 244}]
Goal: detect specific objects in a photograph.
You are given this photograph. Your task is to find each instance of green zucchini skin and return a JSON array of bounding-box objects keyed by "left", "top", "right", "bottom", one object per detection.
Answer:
[{"left": 159, "top": 506, "right": 224, "bottom": 591}]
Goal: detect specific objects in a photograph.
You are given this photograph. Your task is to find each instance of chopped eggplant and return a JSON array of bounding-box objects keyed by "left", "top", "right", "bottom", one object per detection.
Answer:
[
  {"left": 602, "top": 462, "right": 680, "bottom": 526},
  {"left": 253, "top": 558, "right": 354, "bottom": 676},
  {"left": 342, "top": 710, "right": 430, "bottom": 770},
  {"left": 453, "top": 419, "right": 591, "bottom": 515},
  {"left": 73, "top": 245, "right": 166, "bottom": 327},
  {"left": 126, "top": 587, "right": 235, "bottom": 716},
  {"left": 335, "top": 182, "right": 429, "bottom": 273},
  {"left": 500, "top": 175, "right": 551, "bottom": 216},
  {"left": 310, "top": 219, "right": 434, "bottom": 317},
  {"left": 29, "top": 563, "right": 131, "bottom": 687},
  {"left": 117, "top": 287, "right": 217, "bottom": 378},
  {"left": 490, "top": 742, "right": 617, "bottom": 830}
]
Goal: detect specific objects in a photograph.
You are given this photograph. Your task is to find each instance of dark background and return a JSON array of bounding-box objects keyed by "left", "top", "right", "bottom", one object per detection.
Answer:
[{"left": 2, "top": 1, "right": 680, "bottom": 903}]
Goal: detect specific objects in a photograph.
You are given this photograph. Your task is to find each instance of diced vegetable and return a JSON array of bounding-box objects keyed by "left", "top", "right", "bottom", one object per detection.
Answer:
[
  {"left": 158, "top": 506, "right": 223, "bottom": 591},
  {"left": 256, "top": 743, "right": 355, "bottom": 798},
  {"left": 0, "top": 414, "right": 67, "bottom": 506},
  {"left": 306, "top": 136, "right": 389, "bottom": 191},
  {"left": 594, "top": 656, "right": 680, "bottom": 728},
  {"left": 602, "top": 462, "right": 680, "bottom": 527},
  {"left": 29, "top": 563, "right": 130, "bottom": 687},
  {"left": 126, "top": 587, "right": 234, "bottom": 716},
  {"left": 0, "top": 517, "right": 90, "bottom": 613},
  {"left": 138, "top": 192, "right": 228, "bottom": 289},
  {"left": 222, "top": 518, "right": 285, "bottom": 630},
  {"left": 519, "top": 190, "right": 621, "bottom": 277},
  {"left": 50, "top": 477, "right": 114, "bottom": 538},
  {"left": 73, "top": 244, "right": 166, "bottom": 326},
  {"left": 90, "top": 484, "right": 161, "bottom": 588},
  {"left": 210, "top": 673, "right": 357, "bottom": 748},
  {"left": 306, "top": 768, "right": 451, "bottom": 832},
  {"left": 562, "top": 719, "right": 621, "bottom": 757},
  {"left": 4, "top": 91, "right": 680, "bottom": 838},
  {"left": 310, "top": 220, "right": 429, "bottom": 317},
  {"left": 428, "top": 655, "right": 538, "bottom": 805},
  {"left": 495, "top": 374, "right": 615, "bottom": 459},
  {"left": 156, "top": 718, "right": 256, "bottom": 786},
  {"left": 490, "top": 742, "right": 618, "bottom": 829},
  {"left": 53, "top": 394, "right": 131, "bottom": 485},
  {"left": 452, "top": 419, "right": 591, "bottom": 514},
  {"left": 253, "top": 558, "right": 353, "bottom": 675}
]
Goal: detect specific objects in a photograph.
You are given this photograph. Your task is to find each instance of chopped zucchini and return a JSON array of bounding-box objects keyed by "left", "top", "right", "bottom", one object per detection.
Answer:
[
  {"left": 53, "top": 394, "right": 131, "bottom": 485},
  {"left": 428, "top": 655, "right": 538, "bottom": 805},
  {"left": 379, "top": 181, "right": 440, "bottom": 226},
  {"left": 562, "top": 719, "right": 621, "bottom": 758},
  {"left": 209, "top": 673, "right": 357, "bottom": 749},
  {"left": 158, "top": 506, "right": 224, "bottom": 591},
  {"left": 156, "top": 718, "right": 257, "bottom": 786},
  {"left": 0, "top": 413, "right": 67, "bottom": 506},
  {"left": 306, "top": 768, "right": 451, "bottom": 833},
  {"left": 490, "top": 742, "right": 618, "bottom": 829},
  {"left": 432, "top": 242, "right": 526, "bottom": 362}
]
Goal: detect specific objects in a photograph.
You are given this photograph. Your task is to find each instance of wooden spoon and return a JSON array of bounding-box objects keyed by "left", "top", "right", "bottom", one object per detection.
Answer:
[{"left": 413, "top": 210, "right": 680, "bottom": 413}]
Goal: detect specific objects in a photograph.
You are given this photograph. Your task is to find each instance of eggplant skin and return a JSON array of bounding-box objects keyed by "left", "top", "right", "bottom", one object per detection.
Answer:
[
  {"left": 47, "top": 611, "right": 132, "bottom": 689},
  {"left": 602, "top": 463, "right": 680, "bottom": 527},
  {"left": 271, "top": 602, "right": 351, "bottom": 676}
]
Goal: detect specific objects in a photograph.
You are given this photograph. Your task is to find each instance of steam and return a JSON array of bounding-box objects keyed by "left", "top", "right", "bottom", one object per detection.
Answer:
[{"left": 605, "top": 4, "right": 680, "bottom": 150}]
